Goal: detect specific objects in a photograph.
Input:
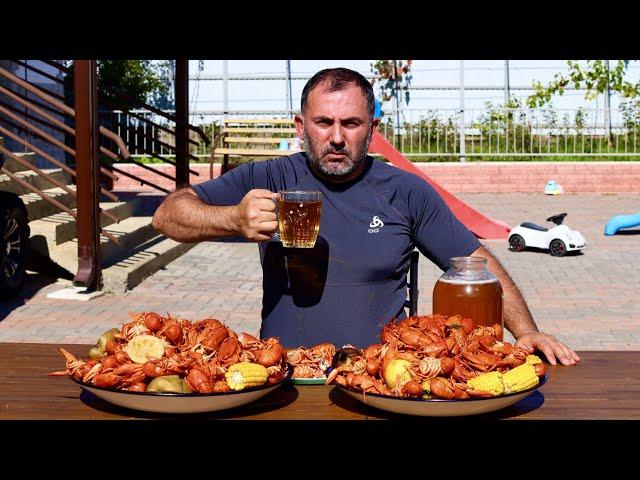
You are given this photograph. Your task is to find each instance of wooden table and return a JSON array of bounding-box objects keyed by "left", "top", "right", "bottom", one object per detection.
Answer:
[{"left": 1, "top": 343, "right": 639, "bottom": 420}]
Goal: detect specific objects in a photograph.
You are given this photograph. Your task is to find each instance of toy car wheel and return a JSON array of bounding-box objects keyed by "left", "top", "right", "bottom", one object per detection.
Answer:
[
  {"left": 0, "top": 193, "right": 30, "bottom": 299},
  {"left": 549, "top": 239, "right": 567, "bottom": 257},
  {"left": 508, "top": 234, "right": 526, "bottom": 252}
]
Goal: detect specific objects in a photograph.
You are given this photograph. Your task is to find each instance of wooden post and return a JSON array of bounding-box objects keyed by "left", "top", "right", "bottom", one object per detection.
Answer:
[
  {"left": 73, "top": 60, "right": 101, "bottom": 290},
  {"left": 175, "top": 59, "right": 189, "bottom": 188}
]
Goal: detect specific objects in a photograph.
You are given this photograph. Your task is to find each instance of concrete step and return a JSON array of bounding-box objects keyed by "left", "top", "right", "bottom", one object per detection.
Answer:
[
  {"left": 1, "top": 152, "right": 38, "bottom": 173},
  {"left": 28, "top": 197, "right": 142, "bottom": 246},
  {"left": 102, "top": 235, "right": 197, "bottom": 294},
  {"left": 30, "top": 215, "right": 157, "bottom": 274},
  {"left": 0, "top": 168, "right": 71, "bottom": 196},
  {"left": 19, "top": 185, "right": 77, "bottom": 222}
]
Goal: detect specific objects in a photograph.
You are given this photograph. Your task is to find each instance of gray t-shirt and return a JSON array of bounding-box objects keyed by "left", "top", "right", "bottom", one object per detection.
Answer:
[{"left": 194, "top": 153, "right": 481, "bottom": 348}]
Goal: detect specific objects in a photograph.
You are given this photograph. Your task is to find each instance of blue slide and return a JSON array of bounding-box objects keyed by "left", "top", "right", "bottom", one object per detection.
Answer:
[{"left": 604, "top": 213, "right": 640, "bottom": 235}]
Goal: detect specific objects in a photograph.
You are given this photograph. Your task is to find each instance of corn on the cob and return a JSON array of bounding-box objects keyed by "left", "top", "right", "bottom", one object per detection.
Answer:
[
  {"left": 525, "top": 354, "right": 543, "bottom": 365},
  {"left": 225, "top": 362, "right": 268, "bottom": 391},
  {"left": 466, "top": 371, "right": 505, "bottom": 396},
  {"left": 502, "top": 363, "right": 539, "bottom": 394}
]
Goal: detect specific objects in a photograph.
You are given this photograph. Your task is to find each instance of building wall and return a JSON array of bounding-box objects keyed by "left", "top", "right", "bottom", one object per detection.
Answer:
[{"left": 110, "top": 161, "right": 640, "bottom": 194}]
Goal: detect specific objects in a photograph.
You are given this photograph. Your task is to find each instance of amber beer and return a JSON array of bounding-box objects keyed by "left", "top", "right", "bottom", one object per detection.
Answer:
[
  {"left": 277, "top": 191, "right": 322, "bottom": 248},
  {"left": 432, "top": 257, "right": 504, "bottom": 339}
]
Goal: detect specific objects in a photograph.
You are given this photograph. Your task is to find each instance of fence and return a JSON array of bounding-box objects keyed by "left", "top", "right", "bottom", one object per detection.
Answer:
[{"left": 100, "top": 106, "right": 640, "bottom": 161}]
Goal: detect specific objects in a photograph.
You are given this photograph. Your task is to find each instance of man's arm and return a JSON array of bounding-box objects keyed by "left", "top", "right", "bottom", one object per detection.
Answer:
[
  {"left": 472, "top": 245, "right": 580, "bottom": 366},
  {"left": 152, "top": 187, "right": 278, "bottom": 243},
  {"left": 471, "top": 245, "right": 538, "bottom": 339}
]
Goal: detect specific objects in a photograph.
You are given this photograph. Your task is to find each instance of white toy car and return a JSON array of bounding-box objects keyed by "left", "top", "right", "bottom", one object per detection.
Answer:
[{"left": 508, "top": 213, "right": 586, "bottom": 257}]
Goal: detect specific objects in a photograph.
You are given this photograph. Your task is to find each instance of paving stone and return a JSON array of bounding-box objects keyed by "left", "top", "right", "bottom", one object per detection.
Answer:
[{"left": 1, "top": 193, "right": 639, "bottom": 350}]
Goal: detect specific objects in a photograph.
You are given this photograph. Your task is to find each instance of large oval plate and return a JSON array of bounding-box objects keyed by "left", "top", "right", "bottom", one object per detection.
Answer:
[
  {"left": 337, "top": 374, "right": 547, "bottom": 417},
  {"left": 70, "top": 365, "right": 292, "bottom": 414}
]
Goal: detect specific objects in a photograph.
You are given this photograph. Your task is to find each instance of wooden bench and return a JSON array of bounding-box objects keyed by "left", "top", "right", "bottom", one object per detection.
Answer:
[{"left": 212, "top": 118, "right": 304, "bottom": 174}]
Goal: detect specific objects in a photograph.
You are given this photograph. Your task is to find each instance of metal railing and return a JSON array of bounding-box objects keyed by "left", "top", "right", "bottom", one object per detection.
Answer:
[
  {"left": 9, "top": 60, "right": 212, "bottom": 191},
  {"left": 0, "top": 65, "right": 126, "bottom": 244},
  {"left": 166, "top": 107, "right": 640, "bottom": 161}
]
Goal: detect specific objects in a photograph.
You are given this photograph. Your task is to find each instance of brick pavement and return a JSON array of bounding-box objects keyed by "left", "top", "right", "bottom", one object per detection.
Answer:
[{"left": 1, "top": 192, "right": 639, "bottom": 350}]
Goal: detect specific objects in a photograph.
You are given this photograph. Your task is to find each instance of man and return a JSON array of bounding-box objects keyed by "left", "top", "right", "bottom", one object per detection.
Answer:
[{"left": 153, "top": 67, "right": 579, "bottom": 366}]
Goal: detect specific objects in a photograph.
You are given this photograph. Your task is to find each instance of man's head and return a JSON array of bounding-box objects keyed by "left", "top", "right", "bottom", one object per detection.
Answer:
[{"left": 295, "top": 68, "right": 377, "bottom": 183}]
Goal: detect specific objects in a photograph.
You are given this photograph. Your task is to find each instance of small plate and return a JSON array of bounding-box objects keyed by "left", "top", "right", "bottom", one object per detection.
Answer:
[
  {"left": 291, "top": 377, "right": 327, "bottom": 385},
  {"left": 337, "top": 375, "right": 547, "bottom": 417},
  {"left": 70, "top": 365, "right": 292, "bottom": 414}
]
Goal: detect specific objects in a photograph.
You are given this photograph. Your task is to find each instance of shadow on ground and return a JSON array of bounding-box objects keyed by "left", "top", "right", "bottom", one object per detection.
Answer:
[{"left": 0, "top": 248, "right": 73, "bottom": 322}]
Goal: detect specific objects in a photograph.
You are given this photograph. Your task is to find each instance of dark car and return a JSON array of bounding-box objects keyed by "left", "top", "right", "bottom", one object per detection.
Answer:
[{"left": 0, "top": 152, "right": 30, "bottom": 298}]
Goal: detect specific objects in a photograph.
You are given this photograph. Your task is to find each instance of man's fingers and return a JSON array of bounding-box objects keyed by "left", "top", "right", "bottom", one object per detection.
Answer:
[
  {"left": 534, "top": 340, "right": 557, "bottom": 366},
  {"left": 258, "top": 220, "right": 278, "bottom": 233},
  {"left": 251, "top": 233, "right": 273, "bottom": 242},
  {"left": 250, "top": 189, "right": 278, "bottom": 200},
  {"left": 255, "top": 198, "right": 277, "bottom": 212}
]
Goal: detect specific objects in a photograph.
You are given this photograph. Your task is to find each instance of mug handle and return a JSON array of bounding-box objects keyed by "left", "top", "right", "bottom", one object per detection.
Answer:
[{"left": 271, "top": 195, "right": 281, "bottom": 241}]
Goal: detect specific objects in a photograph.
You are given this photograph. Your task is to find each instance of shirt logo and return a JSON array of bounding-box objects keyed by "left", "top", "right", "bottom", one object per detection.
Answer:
[{"left": 368, "top": 216, "right": 384, "bottom": 234}]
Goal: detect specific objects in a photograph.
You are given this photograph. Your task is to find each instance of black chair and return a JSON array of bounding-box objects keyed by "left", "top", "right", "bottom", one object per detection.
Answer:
[{"left": 403, "top": 250, "right": 419, "bottom": 316}]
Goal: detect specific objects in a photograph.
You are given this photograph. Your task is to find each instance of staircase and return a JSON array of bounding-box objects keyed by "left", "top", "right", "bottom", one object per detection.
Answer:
[{"left": 0, "top": 136, "right": 196, "bottom": 294}]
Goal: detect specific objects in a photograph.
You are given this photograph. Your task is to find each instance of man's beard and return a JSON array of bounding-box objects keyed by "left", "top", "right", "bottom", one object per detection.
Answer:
[{"left": 304, "top": 130, "right": 371, "bottom": 178}]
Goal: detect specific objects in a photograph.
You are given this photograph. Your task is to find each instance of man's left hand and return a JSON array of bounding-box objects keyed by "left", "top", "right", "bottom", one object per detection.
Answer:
[{"left": 515, "top": 331, "right": 581, "bottom": 366}]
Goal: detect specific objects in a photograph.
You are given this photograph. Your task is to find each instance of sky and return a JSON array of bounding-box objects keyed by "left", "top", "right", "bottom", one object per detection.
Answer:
[{"left": 184, "top": 60, "right": 640, "bottom": 126}]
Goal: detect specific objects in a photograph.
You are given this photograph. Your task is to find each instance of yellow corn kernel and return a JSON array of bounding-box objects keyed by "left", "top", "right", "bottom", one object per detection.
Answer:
[
  {"left": 502, "top": 364, "right": 539, "bottom": 394},
  {"left": 466, "top": 371, "right": 504, "bottom": 396},
  {"left": 525, "top": 354, "right": 543, "bottom": 365},
  {"left": 225, "top": 362, "right": 268, "bottom": 391}
]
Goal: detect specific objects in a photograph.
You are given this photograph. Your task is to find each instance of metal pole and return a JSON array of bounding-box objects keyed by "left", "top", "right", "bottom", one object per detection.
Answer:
[
  {"left": 459, "top": 60, "right": 466, "bottom": 162},
  {"left": 285, "top": 60, "right": 293, "bottom": 116},
  {"left": 175, "top": 59, "right": 189, "bottom": 188},
  {"left": 222, "top": 60, "right": 229, "bottom": 118},
  {"left": 73, "top": 60, "right": 101, "bottom": 290},
  {"left": 393, "top": 60, "right": 401, "bottom": 148},
  {"left": 604, "top": 59, "right": 612, "bottom": 146},
  {"left": 504, "top": 60, "right": 511, "bottom": 105}
]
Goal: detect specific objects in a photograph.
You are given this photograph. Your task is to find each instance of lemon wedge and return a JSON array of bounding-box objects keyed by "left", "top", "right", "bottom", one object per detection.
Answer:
[{"left": 124, "top": 335, "right": 165, "bottom": 364}]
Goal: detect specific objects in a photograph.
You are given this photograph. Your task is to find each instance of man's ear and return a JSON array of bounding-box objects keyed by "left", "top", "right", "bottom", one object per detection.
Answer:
[
  {"left": 370, "top": 118, "right": 379, "bottom": 136},
  {"left": 294, "top": 114, "right": 304, "bottom": 139}
]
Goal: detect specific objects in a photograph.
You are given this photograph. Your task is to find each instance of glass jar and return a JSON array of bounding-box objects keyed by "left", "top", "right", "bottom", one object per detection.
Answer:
[{"left": 432, "top": 256, "right": 503, "bottom": 339}]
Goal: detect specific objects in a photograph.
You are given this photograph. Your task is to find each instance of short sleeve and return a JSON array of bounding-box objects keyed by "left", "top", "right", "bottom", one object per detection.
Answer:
[
  {"left": 408, "top": 180, "right": 481, "bottom": 271},
  {"left": 192, "top": 162, "right": 262, "bottom": 206}
]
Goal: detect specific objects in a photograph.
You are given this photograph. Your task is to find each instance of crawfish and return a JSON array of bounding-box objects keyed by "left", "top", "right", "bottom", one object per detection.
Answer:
[
  {"left": 47, "top": 348, "right": 99, "bottom": 381},
  {"left": 254, "top": 338, "right": 285, "bottom": 368},
  {"left": 336, "top": 372, "right": 393, "bottom": 398},
  {"left": 158, "top": 318, "right": 184, "bottom": 345},
  {"left": 325, "top": 347, "right": 368, "bottom": 385},
  {"left": 185, "top": 367, "right": 215, "bottom": 393},
  {"left": 427, "top": 377, "right": 469, "bottom": 400}
]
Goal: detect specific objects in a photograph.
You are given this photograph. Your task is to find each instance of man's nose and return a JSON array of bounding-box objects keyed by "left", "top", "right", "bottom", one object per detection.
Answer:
[{"left": 329, "top": 125, "right": 345, "bottom": 146}]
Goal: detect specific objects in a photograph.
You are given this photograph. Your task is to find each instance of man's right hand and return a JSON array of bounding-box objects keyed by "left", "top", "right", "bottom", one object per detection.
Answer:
[{"left": 235, "top": 189, "right": 279, "bottom": 242}]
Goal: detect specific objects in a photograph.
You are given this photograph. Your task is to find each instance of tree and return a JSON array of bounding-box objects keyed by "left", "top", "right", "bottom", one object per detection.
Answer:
[
  {"left": 370, "top": 60, "right": 413, "bottom": 106},
  {"left": 526, "top": 60, "right": 640, "bottom": 108},
  {"left": 63, "top": 60, "right": 171, "bottom": 109}
]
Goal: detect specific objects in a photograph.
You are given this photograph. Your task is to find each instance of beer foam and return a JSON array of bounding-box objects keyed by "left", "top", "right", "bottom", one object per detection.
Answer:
[{"left": 437, "top": 278, "right": 498, "bottom": 285}]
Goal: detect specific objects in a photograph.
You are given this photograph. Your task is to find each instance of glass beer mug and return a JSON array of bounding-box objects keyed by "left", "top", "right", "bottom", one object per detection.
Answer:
[
  {"left": 432, "top": 256, "right": 503, "bottom": 339},
  {"left": 275, "top": 190, "right": 322, "bottom": 248}
]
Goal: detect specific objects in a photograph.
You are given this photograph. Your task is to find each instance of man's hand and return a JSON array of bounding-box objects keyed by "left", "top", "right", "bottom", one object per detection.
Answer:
[
  {"left": 235, "top": 189, "right": 279, "bottom": 242},
  {"left": 515, "top": 331, "right": 581, "bottom": 366}
]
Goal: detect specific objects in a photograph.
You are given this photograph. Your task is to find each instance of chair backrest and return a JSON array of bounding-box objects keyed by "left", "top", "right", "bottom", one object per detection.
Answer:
[{"left": 403, "top": 250, "right": 419, "bottom": 316}]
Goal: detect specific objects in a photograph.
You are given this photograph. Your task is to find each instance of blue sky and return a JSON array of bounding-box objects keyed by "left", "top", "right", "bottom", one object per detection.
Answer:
[{"left": 185, "top": 60, "right": 640, "bottom": 118}]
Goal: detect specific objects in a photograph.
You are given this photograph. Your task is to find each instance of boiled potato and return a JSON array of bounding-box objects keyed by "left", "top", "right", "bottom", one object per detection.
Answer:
[
  {"left": 382, "top": 358, "right": 412, "bottom": 389},
  {"left": 88, "top": 328, "right": 120, "bottom": 359},
  {"left": 146, "top": 375, "right": 193, "bottom": 393},
  {"left": 124, "top": 334, "right": 165, "bottom": 364},
  {"left": 88, "top": 347, "right": 104, "bottom": 360},
  {"left": 95, "top": 328, "right": 120, "bottom": 352}
]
